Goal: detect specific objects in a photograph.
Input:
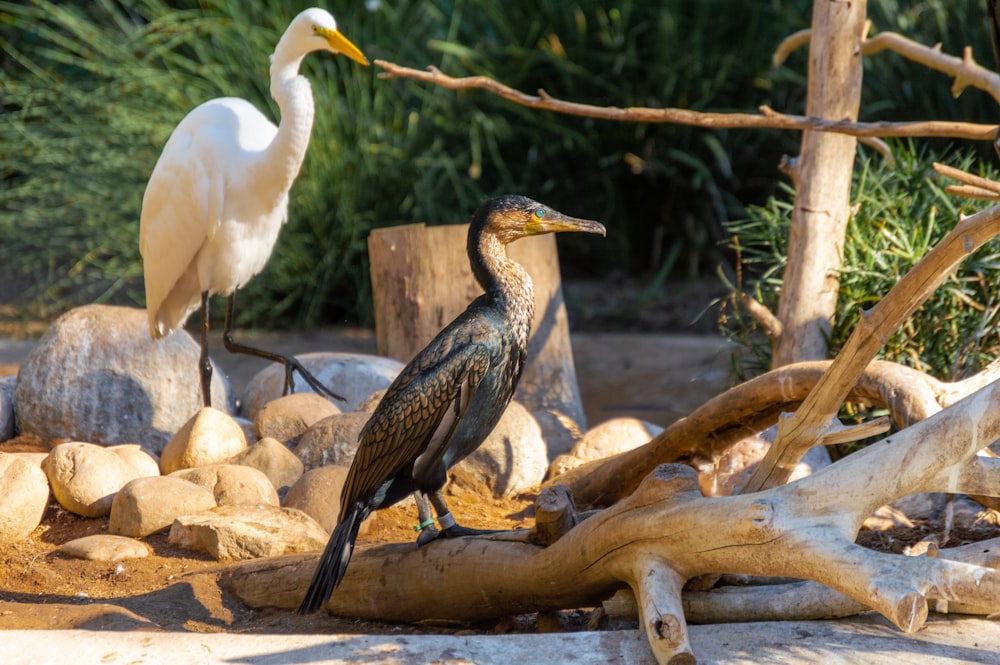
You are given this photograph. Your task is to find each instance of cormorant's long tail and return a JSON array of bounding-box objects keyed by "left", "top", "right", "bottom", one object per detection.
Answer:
[{"left": 297, "top": 504, "right": 363, "bottom": 614}]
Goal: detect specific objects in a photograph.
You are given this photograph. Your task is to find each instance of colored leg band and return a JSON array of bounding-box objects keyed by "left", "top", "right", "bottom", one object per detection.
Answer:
[
  {"left": 413, "top": 518, "right": 435, "bottom": 532},
  {"left": 437, "top": 512, "right": 456, "bottom": 531}
]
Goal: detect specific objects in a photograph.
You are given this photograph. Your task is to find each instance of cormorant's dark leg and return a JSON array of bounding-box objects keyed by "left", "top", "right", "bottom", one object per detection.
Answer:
[
  {"left": 415, "top": 489, "right": 500, "bottom": 547},
  {"left": 198, "top": 290, "right": 213, "bottom": 409},
  {"left": 220, "top": 292, "right": 345, "bottom": 402}
]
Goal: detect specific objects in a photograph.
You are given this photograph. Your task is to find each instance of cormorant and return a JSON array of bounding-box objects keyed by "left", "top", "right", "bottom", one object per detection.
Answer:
[{"left": 297, "top": 194, "right": 605, "bottom": 614}]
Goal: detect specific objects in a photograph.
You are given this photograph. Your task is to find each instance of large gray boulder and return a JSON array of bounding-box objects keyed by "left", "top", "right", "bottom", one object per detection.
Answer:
[
  {"left": 242, "top": 352, "right": 402, "bottom": 420},
  {"left": 14, "top": 304, "right": 233, "bottom": 453},
  {"left": 0, "top": 374, "right": 15, "bottom": 443}
]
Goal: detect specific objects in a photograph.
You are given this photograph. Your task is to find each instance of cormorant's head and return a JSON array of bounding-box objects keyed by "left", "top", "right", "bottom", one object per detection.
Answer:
[{"left": 471, "top": 194, "right": 606, "bottom": 246}]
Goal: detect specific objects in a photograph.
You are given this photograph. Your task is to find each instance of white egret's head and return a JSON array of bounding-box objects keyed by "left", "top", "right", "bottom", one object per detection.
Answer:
[{"left": 277, "top": 7, "right": 369, "bottom": 66}]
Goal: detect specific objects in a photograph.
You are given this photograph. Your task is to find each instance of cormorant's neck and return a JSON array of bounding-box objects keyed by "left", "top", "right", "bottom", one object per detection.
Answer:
[{"left": 470, "top": 231, "right": 535, "bottom": 324}]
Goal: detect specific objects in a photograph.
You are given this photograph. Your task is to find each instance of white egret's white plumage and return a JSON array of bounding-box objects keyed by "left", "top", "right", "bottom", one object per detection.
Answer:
[{"left": 139, "top": 7, "right": 367, "bottom": 406}]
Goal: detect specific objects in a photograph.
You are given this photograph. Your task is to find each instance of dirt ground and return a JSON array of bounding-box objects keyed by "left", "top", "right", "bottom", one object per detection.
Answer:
[
  {"left": 0, "top": 440, "right": 543, "bottom": 635},
  {"left": 5, "top": 426, "right": 1000, "bottom": 638}
]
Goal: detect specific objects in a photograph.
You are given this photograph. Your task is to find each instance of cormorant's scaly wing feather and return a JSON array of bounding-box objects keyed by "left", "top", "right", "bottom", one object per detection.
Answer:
[{"left": 338, "top": 319, "right": 495, "bottom": 515}]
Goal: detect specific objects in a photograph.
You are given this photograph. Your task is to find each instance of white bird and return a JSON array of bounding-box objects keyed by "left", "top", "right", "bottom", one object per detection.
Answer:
[{"left": 139, "top": 8, "right": 368, "bottom": 408}]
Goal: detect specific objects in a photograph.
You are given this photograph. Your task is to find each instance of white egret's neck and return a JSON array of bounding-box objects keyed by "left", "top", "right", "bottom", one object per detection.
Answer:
[{"left": 260, "top": 48, "right": 315, "bottom": 199}]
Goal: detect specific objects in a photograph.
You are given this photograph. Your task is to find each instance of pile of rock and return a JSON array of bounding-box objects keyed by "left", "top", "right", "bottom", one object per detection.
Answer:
[{"left": 0, "top": 304, "right": 660, "bottom": 564}]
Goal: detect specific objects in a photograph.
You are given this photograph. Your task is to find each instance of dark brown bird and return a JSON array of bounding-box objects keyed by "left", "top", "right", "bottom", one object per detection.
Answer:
[{"left": 297, "top": 194, "right": 605, "bottom": 614}]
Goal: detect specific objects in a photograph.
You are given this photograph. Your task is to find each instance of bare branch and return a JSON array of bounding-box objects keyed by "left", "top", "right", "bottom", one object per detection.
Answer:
[
  {"left": 772, "top": 25, "right": 1000, "bottom": 108},
  {"left": 375, "top": 60, "right": 998, "bottom": 143}
]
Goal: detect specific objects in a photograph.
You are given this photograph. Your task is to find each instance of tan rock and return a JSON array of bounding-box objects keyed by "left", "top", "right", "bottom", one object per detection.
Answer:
[
  {"left": 0, "top": 452, "right": 49, "bottom": 544},
  {"left": 456, "top": 400, "right": 548, "bottom": 498},
  {"left": 160, "top": 407, "right": 247, "bottom": 474},
  {"left": 108, "top": 475, "right": 216, "bottom": 537},
  {"left": 547, "top": 417, "right": 663, "bottom": 481},
  {"left": 42, "top": 442, "right": 159, "bottom": 518},
  {"left": 168, "top": 504, "right": 329, "bottom": 561},
  {"left": 58, "top": 534, "right": 152, "bottom": 562},
  {"left": 170, "top": 464, "right": 279, "bottom": 507},
  {"left": 227, "top": 437, "right": 304, "bottom": 493},
  {"left": 254, "top": 392, "right": 340, "bottom": 448},
  {"left": 294, "top": 411, "right": 370, "bottom": 471},
  {"left": 283, "top": 465, "right": 351, "bottom": 533}
]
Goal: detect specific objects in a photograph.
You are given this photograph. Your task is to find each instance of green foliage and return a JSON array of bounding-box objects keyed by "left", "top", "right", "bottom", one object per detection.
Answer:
[
  {"left": 2, "top": 0, "right": 1000, "bottom": 330},
  {"left": 721, "top": 142, "right": 1000, "bottom": 383},
  {"left": 0, "top": 0, "right": 808, "bottom": 328}
]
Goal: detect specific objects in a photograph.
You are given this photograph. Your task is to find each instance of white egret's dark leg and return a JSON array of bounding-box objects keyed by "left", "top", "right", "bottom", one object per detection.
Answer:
[
  {"left": 416, "top": 489, "right": 500, "bottom": 546},
  {"left": 220, "top": 292, "right": 345, "bottom": 402},
  {"left": 198, "top": 290, "right": 213, "bottom": 408}
]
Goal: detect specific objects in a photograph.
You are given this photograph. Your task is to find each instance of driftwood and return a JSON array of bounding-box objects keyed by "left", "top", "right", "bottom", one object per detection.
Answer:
[
  {"left": 225, "top": 378, "right": 1000, "bottom": 663},
  {"left": 368, "top": 222, "right": 587, "bottom": 453},
  {"left": 744, "top": 188, "right": 1000, "bottom": 492}
]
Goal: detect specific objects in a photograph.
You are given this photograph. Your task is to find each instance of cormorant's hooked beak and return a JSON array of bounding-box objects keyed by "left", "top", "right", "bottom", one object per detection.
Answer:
[
  {"left": 526, "top": 212, "right": 606, "bottom": 237},
  {"left": 317, "top": 27, "right": 369, "bottom": 66}
]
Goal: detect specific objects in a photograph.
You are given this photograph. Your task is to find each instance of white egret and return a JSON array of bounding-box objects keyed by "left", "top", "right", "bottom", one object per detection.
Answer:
[{"left": 139, "top": 7, "right": 368, "bottom": 407}]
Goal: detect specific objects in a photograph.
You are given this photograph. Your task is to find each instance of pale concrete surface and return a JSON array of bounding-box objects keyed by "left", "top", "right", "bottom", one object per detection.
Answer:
[{"left": 5, "top": 615, "right": 1000, "bottom": 664}]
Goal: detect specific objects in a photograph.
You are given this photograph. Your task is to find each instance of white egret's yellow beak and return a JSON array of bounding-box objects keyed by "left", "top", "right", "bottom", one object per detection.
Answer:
[{"left": 318, "top": 27, "right": 369, "bottom": 66}]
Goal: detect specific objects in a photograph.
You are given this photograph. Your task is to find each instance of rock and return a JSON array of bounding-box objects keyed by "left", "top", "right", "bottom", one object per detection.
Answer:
[
  {"left": 696, "top": 426, "right": 832, "bottom": 497},
  {"left": 294, "top": 411, "right": 370, "bottom": 471},
  {"left": 455, "top": 400, "right": 548, "bottom": 498},
  {"left": 168, "top": 505, "right": 329, "bottom": 561},
  {"left": 0, "top": 374, "right": 16, "bottom": 442},
  {"left": 254, "top": 392, "right": 340, "bottom": 447},
  {"left": 58, "top": 534, "right": 152, "bottom": 562},
  {"left": 357, "top": 389, "right": 387, "bottom": 413},
  {"left": 283, "top": 465, "right": 351, "bottom": 533},
  {"left": 42, "top": 442, "right": 160, "bottom": 518},
  {"left": 0, "top": 452, "right": 49, "bottom": 544},
  {"left": 109, "top": 475, "right": 217, "bottom": 537},
  {"left": 14, "top": 304, "right": 234, "bottom": 453},
  {"left": 227, "top": 437, "right": 304, "bottom": 493},
  {"left": 160, "top": 407, "right": 247, "bottom": 474},
  {"left": 243, "top": 352, "right": 403, "bottom": 420},
  {"left": 548, "top": 417, "right": 663, "bottom": 479},
  {"left": 170, "top": 464, "right": 279, "bottom": 507}
]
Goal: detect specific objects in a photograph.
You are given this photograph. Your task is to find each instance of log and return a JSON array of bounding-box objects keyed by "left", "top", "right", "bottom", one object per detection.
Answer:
[{"left": 368, "top": 222, "right": 586, "bottom": 454}]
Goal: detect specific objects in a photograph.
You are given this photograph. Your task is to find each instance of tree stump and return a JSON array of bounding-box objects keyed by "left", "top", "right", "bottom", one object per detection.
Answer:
[{"left": 368, "top": 222, "right": 586, "bottom": 455}]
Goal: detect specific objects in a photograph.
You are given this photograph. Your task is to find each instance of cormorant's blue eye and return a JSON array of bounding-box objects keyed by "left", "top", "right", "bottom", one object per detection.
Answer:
[{"left": 535, "top": 209, "right": 545, "bottom": 219}]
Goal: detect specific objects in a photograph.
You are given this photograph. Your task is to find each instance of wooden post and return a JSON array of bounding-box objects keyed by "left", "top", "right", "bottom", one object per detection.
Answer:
[
  {"left": 368, "top": 223, "right": 586, "bottom": 455},
  {"left": 772, "top": 0, "right": 867, "bottom": 366}
]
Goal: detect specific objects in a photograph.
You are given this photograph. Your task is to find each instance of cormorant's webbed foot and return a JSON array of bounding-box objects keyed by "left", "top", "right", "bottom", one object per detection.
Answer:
[{"left": 413, "top": 511, "right": 499, "bottom": 547}]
